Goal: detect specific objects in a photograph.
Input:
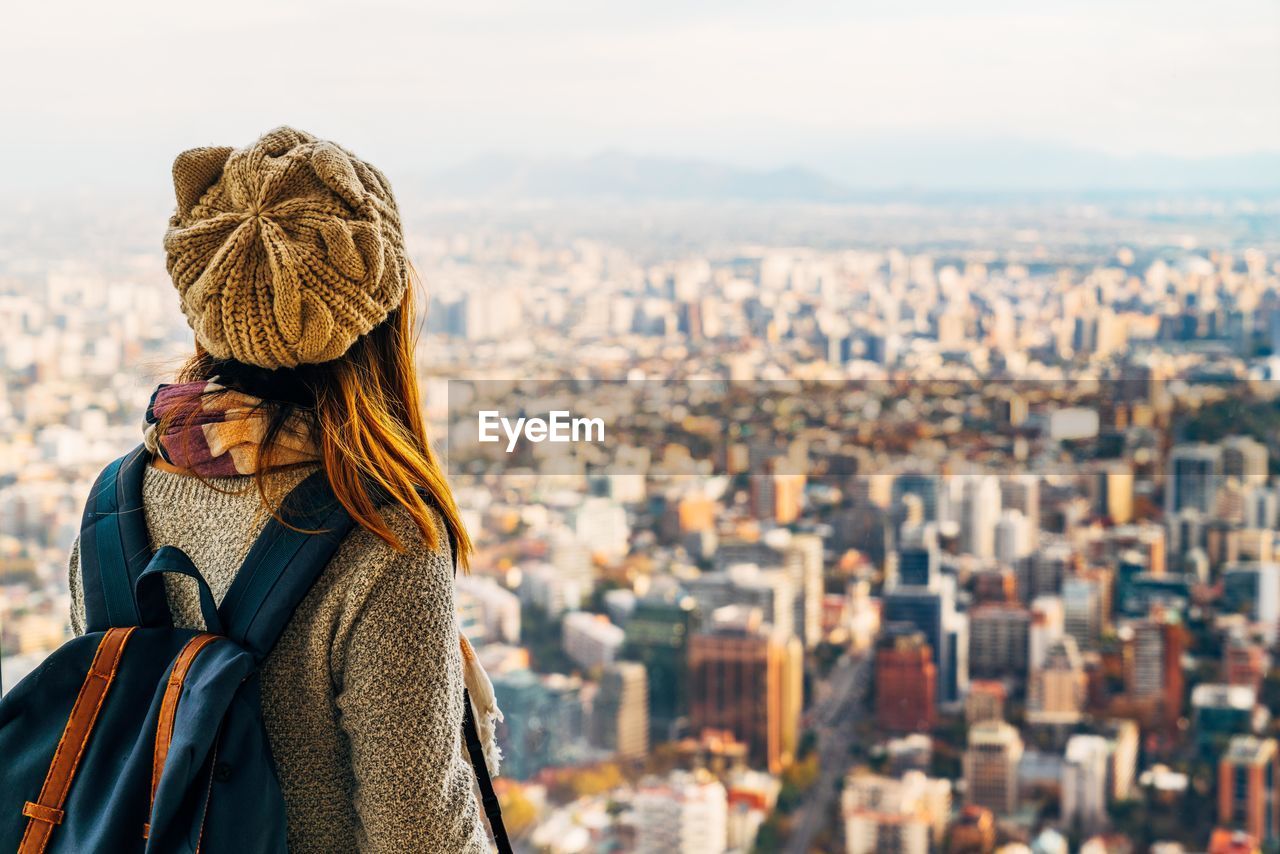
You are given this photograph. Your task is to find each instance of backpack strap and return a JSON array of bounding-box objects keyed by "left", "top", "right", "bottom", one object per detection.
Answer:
[
  {"left": 463, "top": 689, "right": 513, "bottom": 854},
  {"left": 80, "top": 446, "right": 169, "bottom": 631},
  {"left": 216, "top": 468, "right": 356, "bottom": 662},
  {"left": 441, "top": 524, "right": 512, "bottom": 854}
]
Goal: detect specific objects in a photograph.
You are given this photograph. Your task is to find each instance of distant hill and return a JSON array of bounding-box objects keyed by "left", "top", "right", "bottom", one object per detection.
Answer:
[
  {"left": 419, "top": 152, "right": 856, "bottom": 202},
  {"left": 417, "top": 145, "right": 1280, "bottom": 201}
]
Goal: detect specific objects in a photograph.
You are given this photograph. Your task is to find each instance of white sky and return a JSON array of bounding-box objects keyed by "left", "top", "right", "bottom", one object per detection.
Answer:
[{"left": 4, "top": 0, "right": 1277, "bottom": 183}]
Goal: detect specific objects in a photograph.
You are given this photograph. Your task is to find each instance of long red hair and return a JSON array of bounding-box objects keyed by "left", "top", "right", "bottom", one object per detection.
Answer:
[{"left": 167, "top": 274, "right": 471, "bottom": 565}]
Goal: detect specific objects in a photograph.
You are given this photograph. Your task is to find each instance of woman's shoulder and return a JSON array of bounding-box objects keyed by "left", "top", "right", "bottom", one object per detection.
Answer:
[{"left": 326, "top": 500, "right": 456, "bottom": 599}]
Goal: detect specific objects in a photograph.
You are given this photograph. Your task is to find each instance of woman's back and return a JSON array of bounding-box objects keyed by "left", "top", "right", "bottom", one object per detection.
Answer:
[{"left": 69, "top": 465, "right": 489, "bottom": 853}]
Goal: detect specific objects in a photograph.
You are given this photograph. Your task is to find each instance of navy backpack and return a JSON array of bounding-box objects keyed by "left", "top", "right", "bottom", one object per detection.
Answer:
[{"left": 0, "top": 445, "right": 510, "bottom": 853}]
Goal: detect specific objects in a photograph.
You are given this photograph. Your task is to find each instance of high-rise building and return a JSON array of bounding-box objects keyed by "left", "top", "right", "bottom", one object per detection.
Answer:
[
  {"left": 1222, "top": 437, "right": 1270, "bottom": 489},
  {"left": 969, "top": 604, "right": 1030, "bottom": 681},
  {"left": 875, "top": 626, "right": 938, "bottom": 733},
  {"left": 946, "top": 805, "right": 996, "bottom": 854},
  {"left": 688, "top": 605, "right": 800, "bottom": 773},
  {"left": 1028, "top": 636, "right": 1087, "bottom": 725},
  {"left": 786, "top": 533, "right": 825, "bottom": 650},
  {"left": 883, "top": 573, "right": 968, "bottom": 704},
  {"left": 1222, "top": 563, "right": 1280, "bottom": 645},
  {"left": 1167, "top": 444, "right": 1224, "bottom": 517},
  {"left": 592, "top": 662, "right": 649, "bottom": 760},
  {"left": 1062, "top": 574, "right": 1106, "bottom": 652},
  {"left": 966, "top": 680, "right": 1007, "bottom": 725},
  {"left": 1100, "top": 719, "right": 1140, "bottom": 801},
  {"left": 1125, "top": 611, "right": 1186, "bottom": 727},
  {"left": 1225, "top": 632, "right": 1269, "bottom": 693},
  {"left": 1218, "top": 736, "right": 1280, "bottom": 846},
  {"left": 963, "top": 721, "right": 1023, "bottom": 816},
  {"left": 622, "top": 592, "right": 697, "bottom": 740},
  {"left": 561, "top": 611, "right": 625, "bottom": 670},
  {"left": 635, "top": 771, "right": 728, "bottom": 854},
  {"left": 962, "top": 475, "right": 1002, "bottom": 559},
  {"left": 687, "top": 562, "right": 796, "bottom": 641},
  {"left": 1091, "top": 463, "right": 1134, "bottom": 524},
  {"left": 842, "top": 771, "right": 951, "bottom": 854},
  {"left": 994, "top": 509, "right": 1032, "bottom": 567},
  {"left": 1062, "top": 735, "right": 1110, "bottom": 836}
]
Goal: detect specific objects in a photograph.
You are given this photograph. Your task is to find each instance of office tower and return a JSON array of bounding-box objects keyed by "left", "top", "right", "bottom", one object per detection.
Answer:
[
  {"left": 1062, "top": 735, "right": 1111, "bottom": 836},
  {"left": 1167, "top": 444, "right": 1224, "bottom": 517},
  {"left": 1000, "top": 475, "right": 1040, "bottom": 533},
  {"left": 1222, "top": 437, "right": 1270, "bottom": 489},
  {"left": 492, "top": 670, "right": 587, "bottom": 780},
  {"left": 1100, "top": 719, "right": 1140, "bottom": 801},
  {"left": 966, "top": 680, "right": 1007, "bottom": 725},
  {"left": 786, "top": 533, "right": 825, "bottom": 650},
  {"left": 947, "top": 805, "right": 996, "bottom": 854},
  {"left": 1225, "top": 632, "right": 1269, "bottom": 693},
  {"left": 688, "top": 606, "right": 799, "bottom": 773},
  {"left": 1194, "top": 685, "right": 1262, "bottom": 755},
  {"left": 892, "top": 474, "right": 940, "bottom": 523},
  {"left": 994, "top": 510, "right": 1032, "bottom": 567},
  {"left": 883, "top": 575, "right": 968, "bottom": 704},
  {"left": 455, "top": 576, "right": 522, "bottom": 644},
  {"left": 971, "top": 568, "right": 1017, "bottom": 605},
  {"left": 635, "top": 771, "right": 728, "bottom": 854},
  {"left": 686, "top": 563, "right": 796, "bottom": 641},
  {"left": 592, "top": 662, "right": 649, "bottom": 760},
  {"left": 962, "top": 475, "right": 1002, "bottom": 559},
  {"left": 1091, "top": 463, "right": 1135, "bottom": 524},
  {"left": 1028, "top": 596, "right": 1065, "bottom": 671},
  {"left": 842, "top": 771, "right": 951, "bottom": 854},
  {"left": 1028, "top": 636, "right": 1087, "bottom": 725},
  {"left": 1025, "top": 543, "right": 1077, "bottom": 602},
  {"left": 969, "top": 605, "right": 1030, "bottom": 680},
  {"left": 963, "top": 721, "right": 1023, "bottom": 816},
  {"left": 1244, "top": 487, "right": 1279, "bottom": 531},
  {"left": 894, "top": 528, "right": 940, "bottom": 588},
  {"left": 1171, "top": 507, "right": 1207, "bottom": 564},
  {"left": 1219, "top": 736, "right": 1280, "bottom": 846},
  {"left": 622, "top": 593, "right": 696, "bottom": 739},
  {"left": 1126, "top": 611, "right": 1186, "bottom": 727},
  {"left": 562, "top": 611, "right": 625, "bottom": 670},
  {"left": 1222, "top": 563, "right": 1280, "bottom": 644},
  {"left": 749, "top": 472, "right": 806, "bottom": 524},
  {"left": 551, "top": 529, "right": 596, "bottom": 598},
  {"left": 570, "top": 497, "right": 630, "bottom": 562},
  {"left": 875, "top": 626, "right": 938, "bottom": 733},
  {"left": 887, "top": 734, "right": 935, "bottom": 776},
  {"left": 1062, "top": 574, "right": 1106, "bottom": 652},
  {"left": 521, "top": 562, "right": 583, "bottom": 616}
]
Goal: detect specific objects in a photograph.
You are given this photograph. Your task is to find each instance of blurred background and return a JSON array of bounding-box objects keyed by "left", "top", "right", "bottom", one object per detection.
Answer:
[{"left": 2, "top": 2, "right": 1280, "bottom": 852}]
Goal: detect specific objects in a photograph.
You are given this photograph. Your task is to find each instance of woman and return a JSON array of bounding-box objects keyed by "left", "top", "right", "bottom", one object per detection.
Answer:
[{"left": 65, "top": 127, "right": 499, "bottom": 852}]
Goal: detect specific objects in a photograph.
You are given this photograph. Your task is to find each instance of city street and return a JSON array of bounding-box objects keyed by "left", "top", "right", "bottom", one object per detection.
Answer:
[{"left": 785, "top": 651, "right": 871, "bottom": 854}]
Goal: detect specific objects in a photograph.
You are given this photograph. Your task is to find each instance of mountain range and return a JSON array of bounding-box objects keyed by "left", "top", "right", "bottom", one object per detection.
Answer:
[{"left": 416, "top": 142, "right": 1280, "bottom": 202}]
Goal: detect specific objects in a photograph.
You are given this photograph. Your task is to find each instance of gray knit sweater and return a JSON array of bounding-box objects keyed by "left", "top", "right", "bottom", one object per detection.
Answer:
[{"left": 68, "top": 464, "right": 489, "bottom": 853}]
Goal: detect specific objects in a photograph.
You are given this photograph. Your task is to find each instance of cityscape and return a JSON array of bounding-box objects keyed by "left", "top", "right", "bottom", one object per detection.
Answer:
[{"left": 3, "top": 186, "right": 1280, "bottom": 854}]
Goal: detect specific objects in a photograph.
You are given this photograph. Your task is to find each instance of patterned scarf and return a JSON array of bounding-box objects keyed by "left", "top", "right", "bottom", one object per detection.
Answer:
[
  {"left": 143, "top": 381, "right": 319, "bottom": 477},
  {"left": 141, "top": 380, "right": 505, "bottom": 775}
]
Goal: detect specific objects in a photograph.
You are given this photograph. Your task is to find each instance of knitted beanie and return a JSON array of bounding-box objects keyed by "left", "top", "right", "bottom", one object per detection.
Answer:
[{"left": 163, "top": 127, "right": 408, "bottom": 369}]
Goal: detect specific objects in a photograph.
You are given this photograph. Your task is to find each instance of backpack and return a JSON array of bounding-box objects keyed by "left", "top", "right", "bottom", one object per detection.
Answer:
[{"left": 0, "top": 445, "right": 511, "bottom": 853}]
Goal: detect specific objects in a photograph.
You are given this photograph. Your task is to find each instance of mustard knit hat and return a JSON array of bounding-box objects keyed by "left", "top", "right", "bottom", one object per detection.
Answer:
[{"left": 163, "top": 127, "right": 408, "bottom": 369}]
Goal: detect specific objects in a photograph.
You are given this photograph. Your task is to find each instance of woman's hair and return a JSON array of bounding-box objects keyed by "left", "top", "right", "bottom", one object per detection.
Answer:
[{"left": 167, "top": 275, "right": 471, "bottom": 566}]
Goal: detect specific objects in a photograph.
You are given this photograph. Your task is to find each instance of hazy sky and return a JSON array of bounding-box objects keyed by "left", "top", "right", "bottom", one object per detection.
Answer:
[{"left": 4, "top": 0, "right": 1277, "bottom": 188}]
